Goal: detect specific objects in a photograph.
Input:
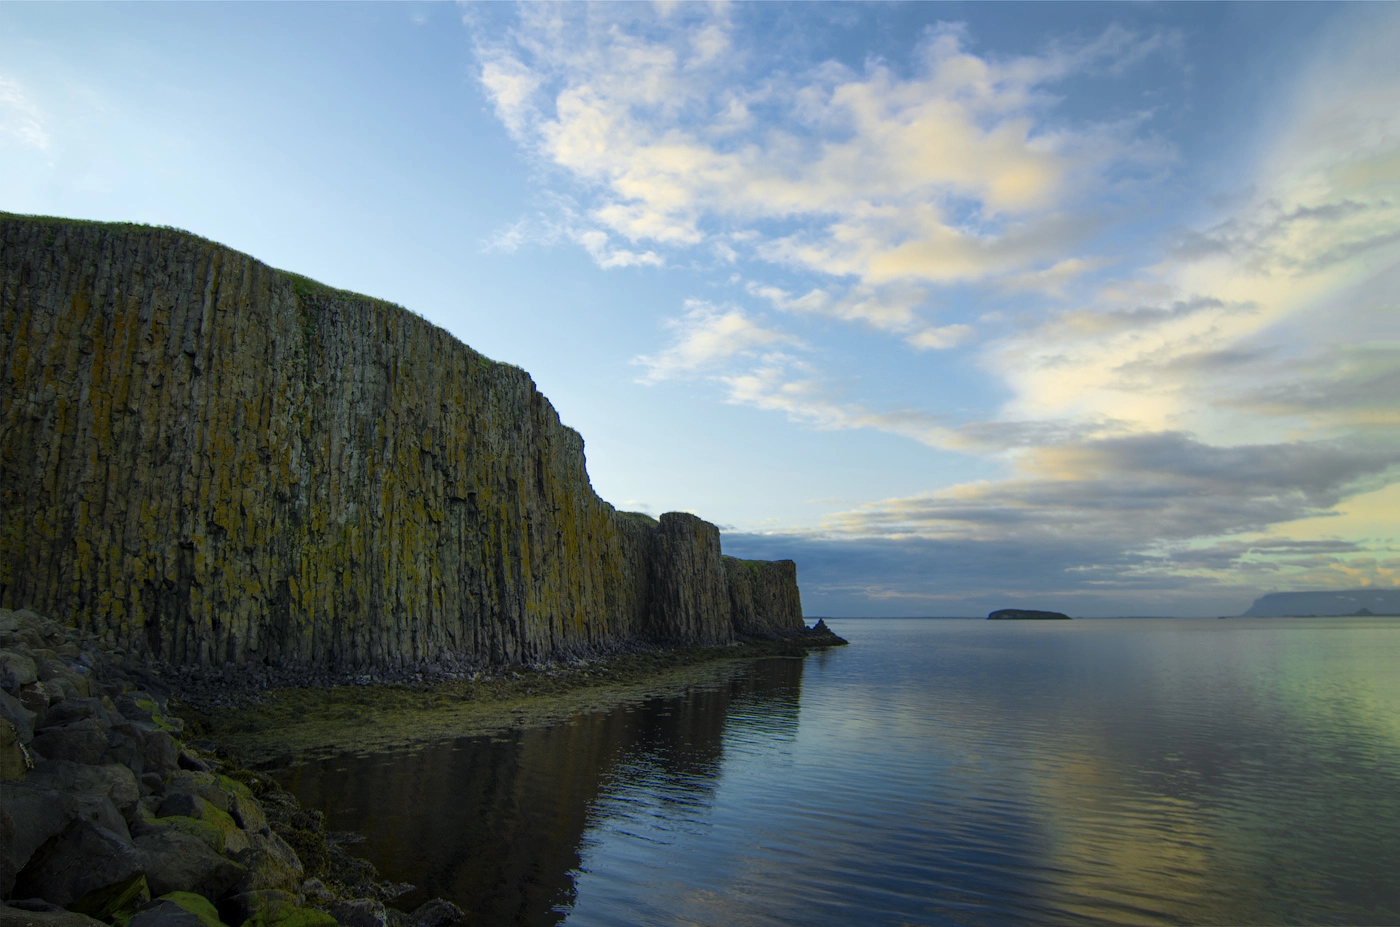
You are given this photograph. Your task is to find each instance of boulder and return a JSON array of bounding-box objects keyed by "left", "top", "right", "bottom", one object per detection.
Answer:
[
  {"left": 40, "top": 699, "right": 115, "bottom": 729},
  {"left": 16, "top": 687, "right": 49, "bottom": 728},
  {"left": 1, "top": 784, "right": 73, "bottom": 878},
  {"left": 158, "top": 792, "right": 205, "bottom": 818},
  {"left": 405, "top": 899, "right": 466, "bottom": 927},
  {"left": 134, "top": 814, "right": 228, "bottom": 855},
  {"left": 325, "top": 899, "right": 385, "bottom": 927},
  {"left": 31, "top": 719, "right": 110, "bottom": 766},
  {"left": 152, "top": 790, "right": 249, "bottom": 855},
  {"left": 240, "top": 906, "right": 336, "bottom": 927},
  {"left": 107, "top": 723, "right": 181, "bottom": 777},
  {"left": 34, "top": 663, "right": 92, "bottom": 700},
  {"left": 231, "top": 833, "right": 303, "bottom": 894},
  {"left": 11, "top": 820, "right": 144, "bottom": 908},
  {"left": 178, "top": 753, "right": 212, "bottom": 773},
  {"left": 25, "top": 762, "right": 141, "bottom": 818},
  {"left": 114, "top": 694, "right": 184, "bottom": 735},
  {"left": 0, "top": 690, "right": 37, "bottom": 743},
  {"left": 216, "top": 890, "right": 300, "bottom": 927},
  {"left": 64, "top": 791, "right": 131, "bottom": 842},
  {"left": 0, "top": 652, "right": 39, "bottom": 693},
  {"left": 134, "top": 830, "right": 247, "bottom": 900},
  {"left": 129, "top": 893, "right": 226, "bottom": 927},
  {"left": 69, "top": 873, "right": 151, "bottom": 923},
  {"left": 215, "top": 777, "right": 269, "bottom": 835}
]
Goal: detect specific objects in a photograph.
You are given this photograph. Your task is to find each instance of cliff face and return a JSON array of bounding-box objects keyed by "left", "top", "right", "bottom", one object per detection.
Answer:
[
  {"left": 0, "top": 214, "right": 805, "bottom": 669},
  {"left": 724, "top": 557, "right": 804, "bottom": 639}
]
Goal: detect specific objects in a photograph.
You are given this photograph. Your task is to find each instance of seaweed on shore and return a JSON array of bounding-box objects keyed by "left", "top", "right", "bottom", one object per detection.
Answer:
[{"left": 185, "top": 628, "right": 846, "bottom": 769}]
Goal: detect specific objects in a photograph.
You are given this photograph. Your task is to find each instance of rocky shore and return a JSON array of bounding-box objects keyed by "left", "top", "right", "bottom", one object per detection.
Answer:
[
  {"left": 1, "top": 607, "right": 467, "bottom": 927},
  {"left": 2, "top": 607, "right": 846, "bottom": 927},
  {"left": 147, "top": 617, "right": 842, "bottom": 715}
]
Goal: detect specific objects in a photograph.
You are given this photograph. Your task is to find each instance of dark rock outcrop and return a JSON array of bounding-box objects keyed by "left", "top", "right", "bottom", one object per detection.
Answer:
[
  {"left": 0, "top": 607, "right": 448, "bottom": 926},
  {"left": 0, "top": 214, "right": 805, "bottom": 670},
  {"left": 724, "top": 558, "right": 804, "bottom": 639},
  {"left": 987, "top": 609, "right": 1071, "bottom": 620}
]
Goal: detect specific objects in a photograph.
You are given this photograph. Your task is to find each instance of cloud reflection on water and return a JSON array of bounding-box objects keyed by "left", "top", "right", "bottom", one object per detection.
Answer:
[{"left": 282, "top": 620, "right": 1400, "bottom": 926}]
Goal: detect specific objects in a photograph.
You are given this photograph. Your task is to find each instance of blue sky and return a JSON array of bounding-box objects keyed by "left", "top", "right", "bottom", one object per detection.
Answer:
[{"left": 3, "top": 2, "right": 1397, "bottom": 616}]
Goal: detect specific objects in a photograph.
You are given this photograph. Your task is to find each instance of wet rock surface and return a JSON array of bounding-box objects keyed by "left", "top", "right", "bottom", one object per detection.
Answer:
[{"left": 0, "top": 608, "right": 465, "bottom": 927}]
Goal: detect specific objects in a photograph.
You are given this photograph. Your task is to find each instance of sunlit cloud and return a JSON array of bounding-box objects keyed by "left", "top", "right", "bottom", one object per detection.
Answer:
[
  {"left": 999, "top": 256, "right": 1109, "bottom": 298},
  {"left": 826, "top": 432, "right": 1400, "bottom": 543},
  {"left": 985, "top": 11, "right": 1400, "bottom": 445},
  {"left": 633, "top": 300, "right": 799, "bottom": 384},
  {"left": 477, "top": 3, "right": 1400, "bottom": 611},
  {"left": 476, "top": 6, "right": 1170, "bottom": 291},
  {"left": 745, "top": 281, "right": 974, "bottom": 351},
  {"left": 0, "top": 76, "right": 50, "bottom": 151},
  {"left": 906, "top": 324, "right": 975, "bottom": 351}
]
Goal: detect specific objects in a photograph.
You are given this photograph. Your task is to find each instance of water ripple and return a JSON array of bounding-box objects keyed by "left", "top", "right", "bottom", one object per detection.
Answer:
[{"left": 282, "top": 618, "right": 1400, "bottom": 927}]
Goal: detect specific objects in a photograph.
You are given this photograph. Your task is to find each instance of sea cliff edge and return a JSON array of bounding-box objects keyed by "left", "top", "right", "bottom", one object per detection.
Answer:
[{"left": 1, "top": 212, "right": 810, "bottom": 672}]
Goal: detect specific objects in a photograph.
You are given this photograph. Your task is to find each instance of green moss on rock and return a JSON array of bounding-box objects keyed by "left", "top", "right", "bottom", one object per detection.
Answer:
[
  {"left": 155, "top": 892, "right": 228, "bottom": 927},
  {"left": 0, "top": 212, "right": 807, "bottom": 671}
]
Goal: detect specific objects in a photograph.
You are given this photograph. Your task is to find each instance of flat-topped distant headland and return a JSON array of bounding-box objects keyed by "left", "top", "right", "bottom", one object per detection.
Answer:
[
  {"left": 1238, "top": 589, "right": 1400, "bottom": 618},
  {"left": 0, "top": 212, "right": 843, "bottom": 924},
  {"left": 987, "top": 609, "right": 1072, "bottom": 620}
]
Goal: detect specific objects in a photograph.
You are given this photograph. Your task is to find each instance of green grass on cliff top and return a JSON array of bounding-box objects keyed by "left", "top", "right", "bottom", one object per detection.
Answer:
[{"left": 2, "top": 210, "right": 523, "bottom": 373}]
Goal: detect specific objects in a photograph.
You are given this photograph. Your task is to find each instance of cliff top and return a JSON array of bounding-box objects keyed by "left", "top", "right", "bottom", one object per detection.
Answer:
[{"left": 1, "top": 210, "right": 526, "bottom": 376}]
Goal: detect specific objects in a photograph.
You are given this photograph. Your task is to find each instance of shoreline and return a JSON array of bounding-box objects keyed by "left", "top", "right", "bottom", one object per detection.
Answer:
[
  {"left": 183, "top": 625, "right": 847, "bottom": 770},
  {"left": 2, "top": 606, "right": 843, "bottom": 927}
]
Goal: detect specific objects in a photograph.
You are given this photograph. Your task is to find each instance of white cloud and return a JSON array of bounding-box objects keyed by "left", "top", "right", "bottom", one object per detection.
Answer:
[
  {"left": 0, "top": 76, "right": 50, "bottom": 151},
  {"left": 476, "top": 7, "right": 1168, "bottom": 289},
  {"left": 479, "top": 5, "right": 1400, "bottom": 608},
  {"left": 983, "top": 58, "right": 1400, "bottom": 446},
  {"left": 827, "top": 432, "right": 1400, "bottom": 543},
  {"left": 906, "top": 324, "right": 975, "bottom": 351},
  {"left": 747, "top": 281, "right": 973, "bottom": 350},
  {"left": 749, "top": 281, "right": 919, "bottom": 331},
  {"left": 574, "top": 228, "right": 664, "bottom": 269},
  {"left": 478, "top": 54, "right": 541, "bottom": 140},
  {"left": 633, "top": 301, "right": 799, "bottom": 383},
  {"left": 717, "top": 363, "right": 962, "bottom": 448},
  {"left": 1000, "top": 256, "right": 1108, "bottom": 297}
]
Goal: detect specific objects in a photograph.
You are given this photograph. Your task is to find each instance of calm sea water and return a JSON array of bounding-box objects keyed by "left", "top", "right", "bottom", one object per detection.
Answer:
[{"left": 278, "top": 618, "right": 1400, "bottom": 926}]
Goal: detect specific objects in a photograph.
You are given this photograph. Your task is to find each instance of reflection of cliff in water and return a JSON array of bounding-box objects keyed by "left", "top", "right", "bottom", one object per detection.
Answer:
[{"left": 277, "top": 657, "right": 806, "bottom": 926}]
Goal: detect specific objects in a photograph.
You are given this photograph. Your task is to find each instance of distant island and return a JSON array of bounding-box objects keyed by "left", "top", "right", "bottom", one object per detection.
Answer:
[
  {"left": 988, "top": 609, "right": 1072, "bottom": 620},
  {"left": 1240, "top": 589, "right": 1400, "bottom": 617}
]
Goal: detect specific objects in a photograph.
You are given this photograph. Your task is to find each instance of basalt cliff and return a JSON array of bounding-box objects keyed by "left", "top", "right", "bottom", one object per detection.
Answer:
[{"left": 0, "top": 213, "right": 807, "bottom": 672}]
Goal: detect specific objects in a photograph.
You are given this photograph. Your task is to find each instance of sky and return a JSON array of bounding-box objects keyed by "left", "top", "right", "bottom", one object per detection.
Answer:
[{"left": 2, "top": 2, "right": 1397, "bottom": 617}]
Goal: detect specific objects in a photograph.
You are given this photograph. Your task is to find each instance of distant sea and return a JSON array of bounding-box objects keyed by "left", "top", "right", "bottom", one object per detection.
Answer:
[{"left": 279, "top": 617, "right": 1400, "bottom": 926}]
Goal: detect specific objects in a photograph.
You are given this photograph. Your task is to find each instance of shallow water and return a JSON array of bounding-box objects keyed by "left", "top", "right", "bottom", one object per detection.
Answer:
[{"left": 277, "top": 618, "right": 1400, "bottom": 926}]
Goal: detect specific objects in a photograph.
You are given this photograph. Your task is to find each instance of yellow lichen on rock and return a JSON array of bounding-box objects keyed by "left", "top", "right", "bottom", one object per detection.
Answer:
[{"left": 0, "top": 214, "right": 807, "bottom": 670}]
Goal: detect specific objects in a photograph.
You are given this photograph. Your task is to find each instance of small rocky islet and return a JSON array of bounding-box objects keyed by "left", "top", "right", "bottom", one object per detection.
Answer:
[{"left": 986, "top": 609, "right": 1072, "bottom": 620}]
